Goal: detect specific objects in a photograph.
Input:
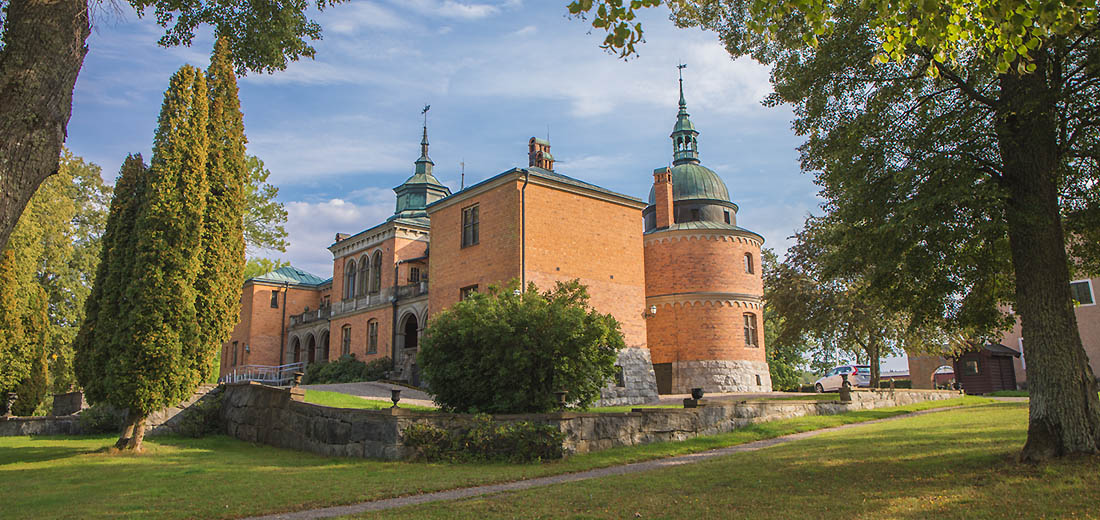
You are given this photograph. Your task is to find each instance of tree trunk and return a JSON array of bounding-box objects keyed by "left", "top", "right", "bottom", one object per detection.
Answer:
[
  {"left": 996, "top": 60, "right": 1100, "bottom": 462},
  {"left": 0, "top": 0, "right": 90, "bottom": 253},
  {"left": 125, "top": 416, "right": 147, "bottom": 452},
  {"left": 114, "top": 412, "right": 136, "bottom": 449}
]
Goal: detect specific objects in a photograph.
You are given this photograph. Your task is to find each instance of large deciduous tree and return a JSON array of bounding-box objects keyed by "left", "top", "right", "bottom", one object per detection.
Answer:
[
  {"left": 0, "top": 0, "right": 344, "bottom": 255},
  {"left": 0, "top": 250, "right": 30, "bottom": 406},
  {"left": 244, "top": 156, "right": 289, "bottom": 253},
  {"left": 572, "top": 0, "right": 1100, "bottom": 461}
]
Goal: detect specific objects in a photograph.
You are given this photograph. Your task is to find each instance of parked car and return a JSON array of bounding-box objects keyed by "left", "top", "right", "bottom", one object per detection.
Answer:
[{"left": 814, "top": 365, "right": 871, "bottom": 392}]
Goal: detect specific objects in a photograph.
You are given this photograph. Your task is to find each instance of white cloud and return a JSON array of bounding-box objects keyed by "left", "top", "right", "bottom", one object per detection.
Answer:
[
  {"left": 512, "top": 25, "right": 537, "bottom": 36},
  {"left": 401, "top": 0, "right": 502, "bottom": 20},
  {"left": 283, "top": 193, "right": 395, "bottom": 276},
  {"left": 326, "top": 2, "right": 410, "bottom": 34}
]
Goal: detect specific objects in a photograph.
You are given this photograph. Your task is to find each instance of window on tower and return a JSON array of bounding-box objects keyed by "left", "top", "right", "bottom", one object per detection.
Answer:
[
  {"left": 744, "top": 313, "right": 759, "bottom": 347},
  {"left": 744, "top": 253, "right": 755, "bottom": 274},
  {"left": 462, "top": 204, "right": 479, "bottom": 247}
]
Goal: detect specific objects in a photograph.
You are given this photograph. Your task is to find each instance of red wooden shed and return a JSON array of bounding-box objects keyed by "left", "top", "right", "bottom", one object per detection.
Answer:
[{"left": 952, "top": 342, "right": 1021, "bottom": 395}]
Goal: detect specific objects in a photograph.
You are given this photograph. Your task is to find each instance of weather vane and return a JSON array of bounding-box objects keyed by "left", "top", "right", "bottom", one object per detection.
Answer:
[
  {"left": 422, "top": 104, "right": 430, "bottom": 126},
  {"left": 677, "top": 63, "right": 687, "bottom": 80}
]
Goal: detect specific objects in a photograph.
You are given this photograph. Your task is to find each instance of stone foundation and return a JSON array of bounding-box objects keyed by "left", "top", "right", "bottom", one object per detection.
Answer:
[
  {"left": 669, "top": 359, "right": 772, "bottom": 394},
  {"left": 596, "top": 347, "right": 660, "bottom": 407}
]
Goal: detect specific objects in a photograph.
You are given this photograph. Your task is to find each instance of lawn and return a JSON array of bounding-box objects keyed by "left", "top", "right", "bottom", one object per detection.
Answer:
[
  {"left": 2, "top": 396, "right": 990, "bottom": 520},
  {"left": 303, "top": 389, "right": 437, "bottom": 411},
  {"left": 354, "top": 401, "right": 1100, "bottom": 520}
]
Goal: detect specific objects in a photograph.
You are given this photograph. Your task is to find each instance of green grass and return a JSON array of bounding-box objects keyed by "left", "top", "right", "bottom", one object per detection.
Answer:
[
  {"left": 302, "top": 389, "right": 437, "bottom": 411},
  {"left": 354, "top": 401, "right": 1100, "bottom": 520},
  {"left": 0, "top": 396, "right": 990, "bottom": 519},
  {"left": 987, "top": 390, "right": 1030, "bottom": 397}
]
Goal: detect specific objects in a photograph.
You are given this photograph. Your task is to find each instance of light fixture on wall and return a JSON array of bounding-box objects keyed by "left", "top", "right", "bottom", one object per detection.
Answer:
[
  {"left": 642, "top": 305, "right": 658, "bottom": 319},
  {"left": 244, "top": 343, "right": 250, "bottom": 353}
]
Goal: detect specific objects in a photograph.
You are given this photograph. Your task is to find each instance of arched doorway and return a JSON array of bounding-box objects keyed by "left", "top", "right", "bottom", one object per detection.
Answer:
[
  {"left": 291, "top": 337, "right": 301, "bottom": 363},
  {"left": 307, "top": 334, "right": 316, "bottom": 364},
  {"left": 403, "top": 314, "right": 419, "bottom": 350},
  {"left": 320, "top": 331, "right": 330, "bottom": 362}
]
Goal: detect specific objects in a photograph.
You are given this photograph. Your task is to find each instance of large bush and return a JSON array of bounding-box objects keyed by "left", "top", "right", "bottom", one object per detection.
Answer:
[
  {"left": 302, "top": 355, "right": 391, "bottom": 384},
  {"left": 418, "top": 280, "right": 623, "bottom": 414}
]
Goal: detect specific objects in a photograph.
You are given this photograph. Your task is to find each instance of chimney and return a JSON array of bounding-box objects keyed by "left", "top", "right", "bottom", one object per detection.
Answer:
[
  {"left": 653, "top": 167, "right": 673, "bottom": 229},
  {"left": 528, "top": 137, "right": 554, "bottom": 171}
]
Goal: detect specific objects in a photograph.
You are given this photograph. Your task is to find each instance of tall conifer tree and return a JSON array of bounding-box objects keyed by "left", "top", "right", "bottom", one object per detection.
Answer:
[
  {"left": 111, "top": 66, "right": 209, "bottom": 450},
  {"left": 74, "top": 154, "right": 148, "bottom": 413},
  {"left": 0, "top": 250, "right": 29, "bottom": 406},
  {"left": 13, "top": 286, "right": 50, "bottom": 416},
  {"left": 194, "top": 38, "right": 247, "bottom": 381}
]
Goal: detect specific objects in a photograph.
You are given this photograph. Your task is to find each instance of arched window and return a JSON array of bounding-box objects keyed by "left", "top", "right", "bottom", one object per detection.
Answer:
[
  {"left": 367, "top": 320, "right": 379, "bottom": 354},
  {"left": 342, "top": 326, "right": 352, "bottom": 356},
  {"left": 370, "top": 250, "right": 383, "bottom": 294},
  {"left": 291, "top": 337, "right": 301, "bottom": 363},
  {"left": 744, "top": 253, "right": 754, "bottom": 274},
  {"left": 358, "top": 255, "right": 368, "bottom": 296},
  {"left": 743, "top": 313, "right": 759, "bottom": 347},
  {"left": 344, "top": 259, "right": 356, "bottom": 300}
]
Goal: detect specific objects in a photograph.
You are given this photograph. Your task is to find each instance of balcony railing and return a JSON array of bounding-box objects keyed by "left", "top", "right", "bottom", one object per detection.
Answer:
[
  {"left": 289, "top": 305, "right": 331, "bottom": 327},
  {"left": 334, "top": 281, "right": 428, "bottom": 315},
  {"left": 221, "top": 362, "right": 304, "bottom": 386}
]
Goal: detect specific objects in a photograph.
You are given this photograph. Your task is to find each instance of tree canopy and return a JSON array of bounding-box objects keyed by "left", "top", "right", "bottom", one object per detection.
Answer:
[{"left": 244, "top": 156, "right": 289, "bottom": 253}]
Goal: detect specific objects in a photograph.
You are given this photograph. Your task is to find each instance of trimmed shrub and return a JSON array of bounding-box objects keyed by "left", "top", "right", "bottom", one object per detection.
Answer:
[
  {"left": 402, "top": 414, "right": 565, "bottom": 463},
  {"left": 302, "top": 355, "right": 391, "bottom": 384},
  {"left": 419, "top": 280, "right": 623, "bottom": 414},
  {"left": 876, "top": 379, "right": 912, "bottom": 389}
]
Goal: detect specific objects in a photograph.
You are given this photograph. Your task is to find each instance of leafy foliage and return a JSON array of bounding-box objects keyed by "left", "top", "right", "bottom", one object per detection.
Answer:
[
  {"left": 402, "top": 415, "right": 566, "bottom": 463},
  {"left": 77, "top": 404, "right": 126, "bottom": 434},
  {"left": 11, "top": 287, "right": 50, "bottom": 416},
  {"left": 243, "top": 257, "right": 290, "bottom": 280},
  {"left": 0, "top": 250, "right": 29, "bottom": 396},
  {"left": 177, "top": 390, "right": 225, "bottom": 438},
  {"left": 302, "top": 355, "right": 391, "bottom": 384},
  {"left": 419, "top": 280, "right": 624, "bottom": 414},
  {"left": 761, "top": 248, "right": 807, "bottom": 391},
  {"left": 244, "top": 156, "right": 289, "bottom": 253},
  {"left": 2, "top": 150, "right": 110, "bottom": 393},
  {"left": 568, "top": 1, "right": 1097, "bottom": 75}
]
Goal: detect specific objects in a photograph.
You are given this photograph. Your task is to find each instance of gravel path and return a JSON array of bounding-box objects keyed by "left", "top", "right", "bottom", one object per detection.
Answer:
[
  {"left": 300, "top": 382, "right": 436, "bottom": 408},
  {"left": 240, "top": 406, "right": 964, "bottom": 520}
]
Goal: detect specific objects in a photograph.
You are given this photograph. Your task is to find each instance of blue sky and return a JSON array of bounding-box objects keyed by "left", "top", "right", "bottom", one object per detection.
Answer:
[{"left": 66, "top": 1, "right": 904, "bottom": 370}]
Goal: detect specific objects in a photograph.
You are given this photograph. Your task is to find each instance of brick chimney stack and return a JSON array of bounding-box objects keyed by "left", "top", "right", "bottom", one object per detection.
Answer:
[
  {"left": 653, "top": 167, "right": 673, "bottom": 229},
  {"left": 528, "top": 137, "right": 554, "bottom": 170}
]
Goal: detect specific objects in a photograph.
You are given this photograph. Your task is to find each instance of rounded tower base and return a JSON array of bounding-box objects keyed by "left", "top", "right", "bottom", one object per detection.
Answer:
[{"left": 667, "top": 359, "right": 772, "bottom": 394}]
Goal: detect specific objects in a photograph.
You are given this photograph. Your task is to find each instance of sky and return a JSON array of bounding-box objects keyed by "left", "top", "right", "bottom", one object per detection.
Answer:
[{"left": 65, "top": 0, "right": 908, "bottom": 371}]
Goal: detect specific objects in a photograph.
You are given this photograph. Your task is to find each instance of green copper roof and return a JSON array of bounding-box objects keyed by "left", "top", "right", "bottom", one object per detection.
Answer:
[
  {"left": 644, "top": 220, "right": 764, "bottom": 241},
  {"left": 248, "top": 266, "right": 328, "bottom": 286},
  {"left": 647, "top": 162, "right": 730, "bottom": 204}
]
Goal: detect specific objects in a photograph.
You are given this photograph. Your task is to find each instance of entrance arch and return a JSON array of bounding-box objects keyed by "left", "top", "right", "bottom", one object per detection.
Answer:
[
  {"left": 307, "top": 334, "right": 316, "bottom": 364},
  {"left": 403, "top": 314, "right": 419, "bottom": 350},
  {"left": 320, "top": 331, "right": 330, "bottom": 362},
  {"left": 291, "top": 337, "right": 301, "bottom": 363}
]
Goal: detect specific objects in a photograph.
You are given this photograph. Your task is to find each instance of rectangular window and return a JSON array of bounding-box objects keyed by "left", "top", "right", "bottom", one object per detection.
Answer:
[
  {"left": 724, "top": 210, "right": 731, "bottom": 224},
  {"left": 1070, "top": 280, "right": 1095, "bottom": 305},
  {"left": 460, "top": 285, "right": 478, "bottom": 301},
  {"left": 964, "top": 360, "right": 979, "bottom": 375},
  {"left": 462, "top": 204, "right": 480, "bottom": 247},
  {"left": 232, "top": 341, "right": 238, "bottom": 366},
  {"left": 744, "top": 253, "right": 754, "bottom": 274},
  {"left": 409, "top": 267, "right": 421, "bottom": 284},
  {"left": 743, "top": 313, "right": 759, "bottom": 347},
  {"left": 341, "top": 326, "right": 351, "bottom": 356},
  {"left": 270, "top": 290, "right": 279, "bottom": 308},
  {"left": 367, "top": 321, "right": 378, "bottom": 354},
  {"left": 691, "top": 208, "right": 700, "bottom": 221}
]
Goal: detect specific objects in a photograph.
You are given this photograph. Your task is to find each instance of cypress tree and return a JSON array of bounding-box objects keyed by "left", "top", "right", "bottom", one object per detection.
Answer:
[
  {"left": 109, "top": 65, "right": 210, "bottom": 450},
  {"left": 0, "top": 249, "right": 29, "bottom": 409},
  {"left": 193, "top": 38, "right": 247, "bottom": 382},
  {"left": 12, "top": 286, "right": 49, "bottom": 416},
  {"left": 73, "top": 154, "right": 148, "bottom": 426}
]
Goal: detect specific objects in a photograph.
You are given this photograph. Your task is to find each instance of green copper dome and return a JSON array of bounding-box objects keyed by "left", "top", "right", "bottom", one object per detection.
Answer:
[{"left": 648, "top": 162, "right": 730, "bottom": 204}]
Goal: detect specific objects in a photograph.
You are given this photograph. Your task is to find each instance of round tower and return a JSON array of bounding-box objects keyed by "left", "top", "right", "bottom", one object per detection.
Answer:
[{"left": 642, "top": 71, "right": 771, "bottom": 394}]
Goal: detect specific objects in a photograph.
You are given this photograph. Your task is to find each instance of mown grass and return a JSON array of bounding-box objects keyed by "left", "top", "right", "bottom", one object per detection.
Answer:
[
  {"left": 303, "top": 389, "right": 437, "bottom": 411},
  {"left": 987, "top": 390, "right": 1030, "bottom": 397},
  {"left": 354, "top": 401, "right": 1100, "bottom": 520},
  {"left": 1, "top": 396, "right": 990, "bottom": 520}
]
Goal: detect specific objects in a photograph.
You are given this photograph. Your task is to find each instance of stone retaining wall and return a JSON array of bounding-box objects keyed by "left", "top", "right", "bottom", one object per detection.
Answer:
[
  {"left": 220, "top": 383, "right": 962, "bottom": 460},
  {"left": 0, "top": 384, "right": 218, "bottom": 437}
]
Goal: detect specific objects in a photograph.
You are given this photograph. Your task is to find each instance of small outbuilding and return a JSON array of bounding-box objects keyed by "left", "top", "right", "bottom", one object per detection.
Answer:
[{"left": 952, "top": 342, "right": 1021, "bottom": 395}]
